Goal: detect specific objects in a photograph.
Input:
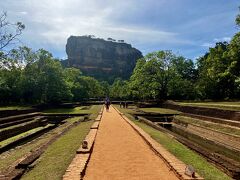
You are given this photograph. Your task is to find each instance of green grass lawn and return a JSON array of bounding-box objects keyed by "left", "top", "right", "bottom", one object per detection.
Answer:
[
  {"left": 42, "top": 106, "right": 87, "bottom": 113},
  {"left": 0, "top": 106, "right": 32, "bottom": 111},
  {"left": 42, "top": 105, "right": 102, "bottom": 120},
  {"left": 114, "top": 105, "right": 180, "bottom": 115},
  {"left": 140, "top": 107, "right": 180, "bottom": 114},
  {"left": 0, "top": 124, "right": 53, "bottom": 147},
  {"left": 115, "top": 105, "right": 231, "bottom": 180},
  {"left": 21, "top": 120, "right": 93, "bottom": 180},
  {"left": 0, "top": 119, "right": 40, "bottom": 132},
  {"left": 114, "top": 104, "right": 139, "bottom": 114},
  {"left": 178, "top": 101, "right": 240, "bottom": 111}
]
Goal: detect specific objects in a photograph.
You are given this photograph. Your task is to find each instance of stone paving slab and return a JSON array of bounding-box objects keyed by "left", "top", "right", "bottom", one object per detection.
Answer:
[
  {"left": 76, "top": 129, "right": 97, "bottom": 154},
  {"left": 113, "top": 106, "right": 204, "bottom": 180},
  {"left": 63, "top": 153, "right": 90, "bottom": 180},
  {"left": 90, "top": 121, "right": 99, "bottom": 129},
  {"left": 95, "top": 115, "right": 102, "bottom": 121},
  {"left": 63, "top": 107, "right": 103, "bottom": 180}
]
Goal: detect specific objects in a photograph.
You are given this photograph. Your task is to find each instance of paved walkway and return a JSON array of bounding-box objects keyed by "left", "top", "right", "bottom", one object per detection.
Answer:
[{"left": 84, "top": 106, "right": 178, "bottom": 180}]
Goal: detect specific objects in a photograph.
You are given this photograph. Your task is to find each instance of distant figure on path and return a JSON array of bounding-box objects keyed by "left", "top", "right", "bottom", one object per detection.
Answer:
[
  {"left": 124, "top": 101, "right": 128, "bottom": 108},
  {"left": 105, "top": 97, "right": 111, "bottom": 111},
  {"left": 120, "top": 101, "right": 122, "bottom": 108}
]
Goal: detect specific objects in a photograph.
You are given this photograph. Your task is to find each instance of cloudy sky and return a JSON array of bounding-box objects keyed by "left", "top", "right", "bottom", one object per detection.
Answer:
[{"left": 1, "top": 0, "right": 239, "bottom": 60}]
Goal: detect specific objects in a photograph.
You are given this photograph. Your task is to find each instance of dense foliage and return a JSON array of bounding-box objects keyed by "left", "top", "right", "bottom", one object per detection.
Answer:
[
  {"left": 0, "top": 47, "right": 105, "bottom": 104},
  {"left": 128, "top": 51, "right": 197, "bottom": 100},
  {"left": 128, "top": 41, "right": 240, "bottom": 100}
]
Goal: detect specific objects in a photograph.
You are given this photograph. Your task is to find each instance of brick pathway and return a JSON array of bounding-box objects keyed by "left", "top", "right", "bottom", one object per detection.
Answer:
[{"left": 84, "top": 106, "right": 178, "bottom": 180}]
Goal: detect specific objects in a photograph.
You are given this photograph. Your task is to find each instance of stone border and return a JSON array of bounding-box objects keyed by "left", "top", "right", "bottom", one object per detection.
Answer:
[
  {"left": 0, "top": 109, "right": 37, "bottom": 118},
  {"left": 90, "top": 121, "right": 100, "bottom": 129},
  {"left": 63, "top": 105, "right": 104, "bottom": 180},
  {"left": 0, "top": 118, "right": 85, "bottom": 180},
  {"left": 182, "top": 113, "right": 240, "bottom": 128},
  {"left": 0, "top": 124, "right": 55, "bottom": 154},
  {"left": 113, "top": 106, "right": 204, "bottom": 180},
  {"left": 0, "top": 112, "right": 40, "bottom": 124},
  {"left": 162, "top": 102, "right": 240, "bottom": 121}
]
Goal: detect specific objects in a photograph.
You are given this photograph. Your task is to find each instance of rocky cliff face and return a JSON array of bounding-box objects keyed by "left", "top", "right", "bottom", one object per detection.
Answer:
[{"left": 65, "top": 36, "right": 143, "bottom": 82}]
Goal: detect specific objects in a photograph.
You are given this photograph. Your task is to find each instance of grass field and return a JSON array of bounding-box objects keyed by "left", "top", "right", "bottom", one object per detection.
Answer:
[
  {"left": 21, "top": 120, "right": 93, "bottom": 180},
  {"left": 42, "top": 106, "right": 87, "bottom": 113},
  {"left": 0, "top": 118, "right": 40, "bottom": 132},
  {"left": 115, "top": 105, "right": 231, "bottom": 180},
  {"left": 0, "top": 124, "right": 53, "bottom": 147},
  {"left": 178, "top": 101, "right": 240, "bottom": 111},
  {"left": 0, "top": 106, "right": 32, "bottom": 110},
  {"left": 43, "top": 105, "right": 102, "bottom": 119},
  {"left": 140, "top": 107, "right": 180, "bottom": 114}
]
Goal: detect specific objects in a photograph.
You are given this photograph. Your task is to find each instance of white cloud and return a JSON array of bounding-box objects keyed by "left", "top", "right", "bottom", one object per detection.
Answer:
[
  {"left": 201, "top": 36, "right": 231, "bottom": 48},
  {"left": 213, "top": 37, "right": 231, "bottom": 42},
  {"left": 0, "top": 0, "right": 192, "bottom": 57},
  {"left": 19, "top": 11, "right": 28, "bottom": 15},
  {"left": 0, "top": 0, "right": 238, "bottom": 59},
  {"left": 201, "top": 42, "right": 214, "bottom": 47}
]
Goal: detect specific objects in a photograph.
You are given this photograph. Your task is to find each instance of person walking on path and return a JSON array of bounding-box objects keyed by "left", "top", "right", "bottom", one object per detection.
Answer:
[{"left": 105, "top": 97, "right": 110, "bottom": 111}]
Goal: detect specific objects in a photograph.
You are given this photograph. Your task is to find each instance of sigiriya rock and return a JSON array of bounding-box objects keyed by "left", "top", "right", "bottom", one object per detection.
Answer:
[{"left": 64, "top": 36, "right": 143, "bottom": 83}]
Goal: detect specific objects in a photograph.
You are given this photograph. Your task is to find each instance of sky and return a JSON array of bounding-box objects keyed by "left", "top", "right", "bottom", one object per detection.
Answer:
[{"left": 0, "top": 0, "right": 239, "bottom": 60}]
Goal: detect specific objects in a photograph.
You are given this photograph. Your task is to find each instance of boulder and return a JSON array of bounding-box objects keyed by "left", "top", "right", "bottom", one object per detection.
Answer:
[{"left": 64, "top": 36, "right": 143, "bottom": 82}]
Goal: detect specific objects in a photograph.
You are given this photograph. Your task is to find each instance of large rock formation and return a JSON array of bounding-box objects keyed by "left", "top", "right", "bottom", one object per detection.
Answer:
[{"left": 65, "top": 36, "right": 143, "bottom": 82}]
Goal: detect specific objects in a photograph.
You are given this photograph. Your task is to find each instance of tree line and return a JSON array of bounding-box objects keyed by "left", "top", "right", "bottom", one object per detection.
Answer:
[
  {"left": 0, "top": 47, "right": 108, "bottom": 104},
  {"left": 0, "top": 9, "right": 239, "bottom": 104}
]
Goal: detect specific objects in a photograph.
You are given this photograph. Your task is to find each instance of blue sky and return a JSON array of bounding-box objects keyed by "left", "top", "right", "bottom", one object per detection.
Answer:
[{"left": 1, "top": 0, "right": 239, "bottom": 60}]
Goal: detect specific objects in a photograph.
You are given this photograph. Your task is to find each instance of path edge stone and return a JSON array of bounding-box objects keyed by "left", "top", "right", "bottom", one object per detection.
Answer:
[{"left": 62, "top": 105, "right": 104, "bottom": 180}]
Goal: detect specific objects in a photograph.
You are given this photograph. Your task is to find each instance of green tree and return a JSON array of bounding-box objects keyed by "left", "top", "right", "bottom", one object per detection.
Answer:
[
  {"left": 130, "top": 51, "right": 181, "bottom": 100},
  {"left": 236, "top": 7, "right": 240, "bottom": 27},
  {"left": 72, "top": 76, "right": 104, "bottom": 101},
  {"left": 100, "top": 81, "right": 110, "bottom": 97},
  {"left": 168, "top": 57, "right": 196, "bottom": 99},
  {"left": 196, "top": 39, "right": 240, "bottom": 99},
  {"left": 227, "top": 32, "right": 240, "bottom": 97},
  {"left": 21, "top": 49, "right": 72, "bottom": 103},
  {"left": 110, "top": 78, "right": 129, "bottom": 100}
]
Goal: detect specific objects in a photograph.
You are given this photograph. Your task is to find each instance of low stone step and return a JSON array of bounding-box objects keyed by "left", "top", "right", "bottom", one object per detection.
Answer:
[
  {"left": 95, "top": 115, "right": 102, "bottom": 121},
  {"left": 76, "top": 129, "right": 97, "bottom": 154},
  {"left": 91, "top": 121, "right": 99, "bottom": 129},
  {"left": 63, "top": 153, "right": 90, "bottom": 180},
  {"left": 0, "top": 112, "right": 40, "bottom": 124}
]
